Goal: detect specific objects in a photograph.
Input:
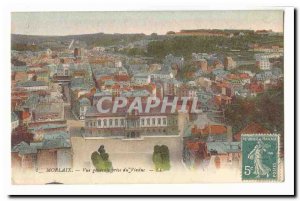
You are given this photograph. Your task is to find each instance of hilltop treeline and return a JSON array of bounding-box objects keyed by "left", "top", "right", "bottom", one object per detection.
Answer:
[
  {"left": 146, "top": 35, "right": 283, "bottom": 60},
  {"left": 11, "top": 33, "right": 148, "bottom": 51}
]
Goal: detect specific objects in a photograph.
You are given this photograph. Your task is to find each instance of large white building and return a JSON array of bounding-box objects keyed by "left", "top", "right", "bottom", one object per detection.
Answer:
[
  {"left": 132, "top": 73, "right": 151, "bottom": 85},
  {"left": 57, "top": 64, "right": 71, "bottom": 76},
  {"left": 150, "top": 72, "right": 174, "bottom": 80},
  {"left": 84, "top": 104, "right": 179, "bottom": 138},
  {"left": 114, "top": 61, "right": 122, "bottom": 68},
  {"left": 257, "top": 58, "right": 271, "bottom": 70}
]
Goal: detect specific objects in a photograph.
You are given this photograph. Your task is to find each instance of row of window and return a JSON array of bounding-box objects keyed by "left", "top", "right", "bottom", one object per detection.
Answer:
[
  {"left": 93, "top": 128, "right": 178, "bottom": 135},
  {"left": 86, "top": 119, "right": 125, "bottom": 128},
  {"left": 140, "top": 117, "right": 167, "bottom": 126},
  {"left": 85, "top": 117, "right": 170, "bottom": 128}
]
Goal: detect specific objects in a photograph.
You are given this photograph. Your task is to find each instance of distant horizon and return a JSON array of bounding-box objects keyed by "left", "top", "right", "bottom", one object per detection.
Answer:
[
  {"left": 11, "top": 28, "right": 283, "bottom": 37},
  {"left": 11, "top": 11, "right": 284, "bottom": 36}
]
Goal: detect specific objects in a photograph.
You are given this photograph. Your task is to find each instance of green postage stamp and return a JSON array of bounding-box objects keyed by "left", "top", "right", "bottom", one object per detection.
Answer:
[{"left": 241, "top": 134, "right": 280, "bottom": 181}]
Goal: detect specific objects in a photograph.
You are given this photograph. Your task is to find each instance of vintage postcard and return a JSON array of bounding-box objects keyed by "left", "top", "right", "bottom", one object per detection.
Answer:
[{"left": 11, "top": 10, "right": 286, "bottom": 186}]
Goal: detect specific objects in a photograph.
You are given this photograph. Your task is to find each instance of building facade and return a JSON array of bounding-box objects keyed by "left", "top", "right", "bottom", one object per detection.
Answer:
[{"left": 84, "top": 105, "right": 179, "bottom": 138}]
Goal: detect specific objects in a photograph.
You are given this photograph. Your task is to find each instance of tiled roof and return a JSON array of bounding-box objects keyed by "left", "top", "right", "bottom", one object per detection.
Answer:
[
  {"left": 207, "top": 142, "right": 241, "bottom": 154},
  {"left": 16, "top": 81, "right": 48, "bottom": 88},
  {"left": 12, "top": 137, "right": 71, "bottom": 154},
  {"left": 120, "top": 90, "right": 150, "bottom": 97},
  {"left": 94, "top": 91, "right": 113, "bottom": 97},
  {"left": 216, "top": 82, "right": 231, "bottom": 88},
  {"left": 22, "top": 94, "right": 39, "bottom": 108},
  {"left": 20, "top": 111, "right": 31, "bottom": 120},
  {"left": 29, "top": 124, "right": 66, "bottom": 131},
  {"left": 35, "top": 103, "right": 63, "bottom": 114},
  {"left": 43, "top": 131, "right": 70, "bottom": 140},
  {"left": 134, "top": 73, "right": 150, "bottom": 78},
  {"left": 234, "top": 122, "right": 271, "bottom": 141},
  {"left": 12, "top": 141, "right": 37, "bottom": 154},
  {"left": 192, "top": 125, "right": 227, "bottom": 135},
  {"left": 104, "top": 80, "right": 116, "bottom": 86},
  {"left": 249, "top": 83, "right": 264, "bottom": 93},
  {"left": 42, "top": 139, "right": 71, "bottom": 149},
  {"left": 212, "top": 69, "right": 228, "bottom": 76},
  {"left": 11, "top": 66, "right": 28, "bottom": 72}
]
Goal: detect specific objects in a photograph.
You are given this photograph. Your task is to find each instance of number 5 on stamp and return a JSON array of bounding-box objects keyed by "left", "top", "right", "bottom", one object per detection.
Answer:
[{"left": 241, "top": 134, "right": 280, "bottom": 181}]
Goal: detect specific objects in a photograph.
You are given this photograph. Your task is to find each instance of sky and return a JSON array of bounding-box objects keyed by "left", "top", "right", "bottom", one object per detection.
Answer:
[{"left": 11, "top": 11, "right": 284, "bottom": 36}]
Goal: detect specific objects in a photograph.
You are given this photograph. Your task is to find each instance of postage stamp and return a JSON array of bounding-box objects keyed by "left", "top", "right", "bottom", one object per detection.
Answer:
[{"left": 241, "top": 134, "right": 280, "bottom": 181}]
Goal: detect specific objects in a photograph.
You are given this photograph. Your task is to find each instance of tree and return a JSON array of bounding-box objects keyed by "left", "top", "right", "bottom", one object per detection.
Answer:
[
  {"left": 153, "top": 152, "right": 163, "bottom": 171},
  {"left": 225, "top": 88, "right": 284, "bottom": 135},
  {"left": 101, "top": 152, "right": 109, "bottom": 161},
  {"left": 98, "top": 145, "right": 105, "bottom": 154},
  {"left": 152, "top": 145, "right": 171, "bottom": 171},
  {"left": 150, "top": 33, "right": 158, "bottom": 39},
  {"left": 166, "top": 31, "right": 175, "bottom": 35},
  {"left": 91, "top": 145, "right": 113, "bottom": 172}
]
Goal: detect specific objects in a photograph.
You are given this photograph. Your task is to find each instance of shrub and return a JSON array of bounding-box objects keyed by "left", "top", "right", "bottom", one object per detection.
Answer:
[
  {"left": 152, "top": 145, "right": 171, "bottom": 171},
  {"left": 91, "top": 145, "right": 112, "bottom": 172}
]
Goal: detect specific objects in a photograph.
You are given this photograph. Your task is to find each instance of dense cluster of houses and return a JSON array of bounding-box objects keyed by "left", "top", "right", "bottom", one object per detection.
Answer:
[
  {"left": 11, "top": 49, "right": 74, "bottom": 171},
  {"left": 11, "top": 37, "right": 283, "bottom": 172}
]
